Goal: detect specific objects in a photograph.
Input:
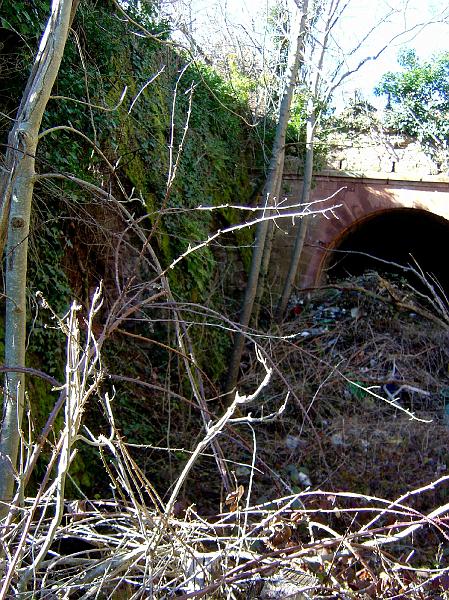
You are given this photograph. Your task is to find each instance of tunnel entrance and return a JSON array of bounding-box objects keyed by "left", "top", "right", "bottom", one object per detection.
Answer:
[{"left": 325, "top": 208, "right": 449, "bottom": 294}]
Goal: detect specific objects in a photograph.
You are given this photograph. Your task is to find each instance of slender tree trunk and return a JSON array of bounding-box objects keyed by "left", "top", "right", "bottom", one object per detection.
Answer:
[
  {"left": 275, "top": 0, "right": 339, "bottom": 321},
  {"left": 226, "top": 0, "right": 309, "bottom": 395},
  {"left": 0, "top": 0, "right": 76, "bottom": 513},
  {"left": 253, "top": 164, "right": 284, "bottom": 325},
  {"left": 276, "top": 100, "right": 315, "bottom": 320}
]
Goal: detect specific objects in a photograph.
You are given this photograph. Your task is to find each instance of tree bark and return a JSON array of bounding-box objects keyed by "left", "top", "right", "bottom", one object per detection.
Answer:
[
  {"left": 253, "top": 165, "right": 284, "bottom": 325},
  {"left": 226, "top": 0, "right": 309, "bottom": 395},
  {"left": 0, "top": 0, "right": 76, "bottom": 513},
  {"left": 276, "top": 99, "right": 315, "bottom": 320},
  {"left": 275, "top": 0, "right": 338, "bottom": 321}
]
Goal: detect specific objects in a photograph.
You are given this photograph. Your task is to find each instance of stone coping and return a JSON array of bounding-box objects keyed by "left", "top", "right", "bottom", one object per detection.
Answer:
[{"left": 282, "top": 168, "right": 449, "bottom": 184}]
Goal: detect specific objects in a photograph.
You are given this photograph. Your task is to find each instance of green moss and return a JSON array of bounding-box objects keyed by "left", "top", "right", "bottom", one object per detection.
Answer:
[
  {"left": 234, "top": 228, "right": 254, "bottom": 273},
  {"left": 1, "top": 0, "right": 312, "bottom": 497},
  {"left": 26, "top": 373, "right": 60, "bottom": 430}
]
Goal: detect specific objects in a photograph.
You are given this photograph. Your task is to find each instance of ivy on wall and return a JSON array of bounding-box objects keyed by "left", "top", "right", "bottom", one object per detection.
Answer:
[{"left": 0, "top": 0, "right": 312, "bottom": 492}]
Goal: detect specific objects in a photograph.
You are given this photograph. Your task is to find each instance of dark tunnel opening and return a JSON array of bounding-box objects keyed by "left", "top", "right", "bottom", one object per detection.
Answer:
[{"left": 325, "top": 208, "right": 449, "bottom": 294}]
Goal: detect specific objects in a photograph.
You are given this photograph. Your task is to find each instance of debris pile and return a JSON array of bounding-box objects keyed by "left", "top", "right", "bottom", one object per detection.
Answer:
[{"left": 244, "top": 272, "right": 449, "bottom": 505}]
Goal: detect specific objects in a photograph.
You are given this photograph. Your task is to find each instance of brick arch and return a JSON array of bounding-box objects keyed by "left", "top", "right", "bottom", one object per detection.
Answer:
[
  {"left": 315, "top": 207, "right": 449, "bottom": 286},
  {"left": 316, "top": 207, "right": 404, "bottom": 284},
  {"left": 274, "top": 172, "right": 449, "bottom": 289}
]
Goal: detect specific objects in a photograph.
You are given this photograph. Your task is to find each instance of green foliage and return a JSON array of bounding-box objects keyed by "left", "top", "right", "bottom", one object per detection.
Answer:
[
  {"left": 0, "top": 0, "right": 311, "bottom": 495},
  {"left": 107, "top": 51, "right": 258, "bottom": 302},
  {"left": 0, "top": 0, "right": 49, "bottom": 39},
  {"left": 226, "top": 55, "right": 259, "bottom": 103},
  {"left": 1, "top": 0, "right": 262, "bottom": 412},
  {"left": 285, "top": 93, "right": 308, "bottom": 159},
  {"left": 375, "top": 49, "right": 449, "bottom": 170},
  {"left": 332, "top": 96, "right": 378, "bottom": 134},
  {"left": 27, "top": 218, "right": 71, "bottom": 377}
]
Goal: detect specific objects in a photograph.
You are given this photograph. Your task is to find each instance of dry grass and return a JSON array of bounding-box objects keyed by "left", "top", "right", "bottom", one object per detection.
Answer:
[
  {"left": 234, "top": 272, "right": 449, "bottom": 504},
  {"left": 2, "top": 277, "right": 449, "bottom": 598}
]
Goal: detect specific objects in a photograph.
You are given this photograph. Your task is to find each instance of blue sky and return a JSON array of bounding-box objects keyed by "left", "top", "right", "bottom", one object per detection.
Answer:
[
  {"left": 167, "top": 0, "right": 449, "bottom": 112},
  {"left": 332, "top": 0, "right": 449, "bottom": 110}
]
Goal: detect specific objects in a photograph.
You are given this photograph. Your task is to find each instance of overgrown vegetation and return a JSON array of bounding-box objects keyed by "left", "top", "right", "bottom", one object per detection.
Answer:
[
  {"left": 2, "top": 275, "right": 449, "bottom": 598},
  {"left": 376, "top": 48, "right": 449, "bottom": 171},
  {"left": 0, "top": 0, "right": 302, "bottom": 473},
  {"left": 2, "top": 1, "right": 449, "bottom": 597}
]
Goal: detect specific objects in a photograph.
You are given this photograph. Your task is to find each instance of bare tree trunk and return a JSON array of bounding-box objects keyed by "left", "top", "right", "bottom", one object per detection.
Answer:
[
  {"left": 276, "top": 99, "right": 315, "bottom": 320},
  {"left": 226, "top": 0, "right": 309, "bottom": 395},
  {"left": 275, "top": 0, "right": 338, "bottom": 321},
  {"left": 0, "top": 0, "right": 77, "bottom": 513},
  {"left": 253, "top": 165, "right": 284, "bottom": 325}
]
